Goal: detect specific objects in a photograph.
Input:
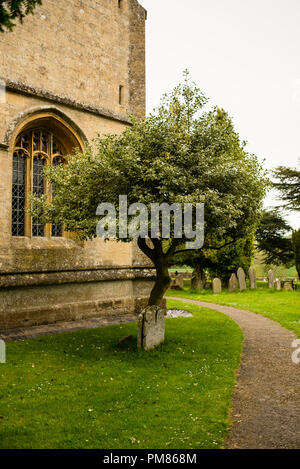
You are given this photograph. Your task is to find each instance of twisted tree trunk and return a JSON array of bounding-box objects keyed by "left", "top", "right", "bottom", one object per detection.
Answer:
[
  {"left": 137, "top": 237, "right": 177, "bottom": 307},
  {"left": 191, "top": 264, "right": 206, "bottom": 289},
  {"left": 148, "top": 258, "right": 171, "bottom": 306}
]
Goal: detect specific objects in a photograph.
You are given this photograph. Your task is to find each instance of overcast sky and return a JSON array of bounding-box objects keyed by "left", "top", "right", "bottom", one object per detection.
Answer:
[{"left": 139, "top": 0, "right": 300, "bottom": 229}]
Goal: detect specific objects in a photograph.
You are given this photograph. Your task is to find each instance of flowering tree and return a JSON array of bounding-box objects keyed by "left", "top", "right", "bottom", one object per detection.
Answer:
[{"left": 32, "top": 73, "right": 268, "bottom": 307}]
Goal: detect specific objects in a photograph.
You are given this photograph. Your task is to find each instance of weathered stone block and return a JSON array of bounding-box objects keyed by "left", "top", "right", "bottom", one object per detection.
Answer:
[
  {"left": 248, "top": 267, "right": 257, "bottom": 290},
  {"left": 268, "top": 269, "right": 274, "bottom": 288},
  {"left": 275, "top": 279, "right": 281, "bottom": 291},
  {"left": 283, "top": 282, "right": 293, "bottom": 291},
  {"left": 137, "top": 306, "right": 165, "bottom": 351},
  {"left": 237, "top": 268, "right": 246, "bottom": 291},
  {"left": 213, "top": 278, "right": 222, "bottom": 294},
  {"left": 228, "top": 273, "right": 238, "bottom": 292},
  {"left": 170, "top": 275, "right": 184, "bottom": 290},
  {"left": 191, "top": 273, "right": 205, "bottom": 290}
]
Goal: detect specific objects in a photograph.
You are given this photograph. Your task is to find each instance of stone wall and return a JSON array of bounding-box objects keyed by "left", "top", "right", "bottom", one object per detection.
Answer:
[
  {"left": 0, "top": 0, "right": 150, "bottom": 330},
  {"left": 0, "top": 268, "right": 155, "bottom": 330},
  {"left": 0, "top": 0, "right": 146, "bottom": 119}
]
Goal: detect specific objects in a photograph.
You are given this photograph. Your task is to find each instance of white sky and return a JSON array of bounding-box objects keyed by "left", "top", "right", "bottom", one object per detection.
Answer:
[{"left": 139, "top": 0, "right": 300, "bottom": 229}]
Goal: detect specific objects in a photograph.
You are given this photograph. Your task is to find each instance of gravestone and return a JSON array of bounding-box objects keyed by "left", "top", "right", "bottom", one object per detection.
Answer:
[
  {"left": 177, "top": 274, "right": 184, "bottom": 290},
  {"left": 170, "top": 274, "right": 184, "bottom": 290},
  {"left": 0, "top": 339, "right": 5, "bottom": 364},
  {"left": 191, "top": 275, "right": 204, "bottom": 290},
  {"left": 237, "top": 268, "right": 246, "bottom": 291},
  {"left": 283, "top": 282, "right": 293, "bottom": 291},
  {"left": 213, "top": 278, "right": 222, "bottom": 294},
  {"left": 191, "top": 275, "right": 199, "bottom": 289},
  {"left": 248, "top": 267, "right": 257, "bottom": 290},
  {"left": 228, "top": 273, "right": 238, "bottom": 292},
  {"left": 275, "top": 279, "right": 281, "bottom": 291},
  {"left": 268, "top": 269, "right": 275, "bottom": 288},
  {"left": 137, "top": 306, "right": 165, "bottom": 351}
]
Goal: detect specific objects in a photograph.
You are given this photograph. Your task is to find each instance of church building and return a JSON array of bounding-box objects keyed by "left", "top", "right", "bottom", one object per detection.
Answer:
[{"left": 0, "top": 0, "right": 154, "bottom": 331}]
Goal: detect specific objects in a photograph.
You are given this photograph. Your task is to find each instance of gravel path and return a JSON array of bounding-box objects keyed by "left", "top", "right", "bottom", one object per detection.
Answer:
[{"left": 167, "top": 296, "right": 300, "bottom": 449}]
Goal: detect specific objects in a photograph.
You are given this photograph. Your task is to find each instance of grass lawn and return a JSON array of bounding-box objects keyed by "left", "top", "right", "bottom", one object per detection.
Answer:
[
  {"left": 166, "top": 283, "right": 300, "bottom": 338},
  {"left": 0, "top": 300, "right": 243, "bottom": 449}
]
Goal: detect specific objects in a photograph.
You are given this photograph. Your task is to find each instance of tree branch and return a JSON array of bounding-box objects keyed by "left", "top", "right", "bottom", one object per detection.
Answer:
[
  {"left": 137, "top": 237, "right": 156, "bottom": 263},
  {"left": 173, "top": 239, "right": 238, "bottom": 256},
  {"left": 166, "top": 239, "right": 182, "bottom": 259}
]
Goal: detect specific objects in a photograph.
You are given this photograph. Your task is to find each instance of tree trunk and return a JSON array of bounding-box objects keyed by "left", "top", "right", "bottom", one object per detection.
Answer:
[
  {"left": 136, "top": 237, "right": 176, "bottom": 307},
  {"left": 148, "top": 258, "right": 171, "bottom": 306},
  {"left": 191, "top": 264, "right": 206, "bottom": 289}
]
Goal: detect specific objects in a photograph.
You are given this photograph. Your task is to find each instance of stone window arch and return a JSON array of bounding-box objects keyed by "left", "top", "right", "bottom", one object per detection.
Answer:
[{"left": 11, "top": 114, "right": 84, "bottom": 238}]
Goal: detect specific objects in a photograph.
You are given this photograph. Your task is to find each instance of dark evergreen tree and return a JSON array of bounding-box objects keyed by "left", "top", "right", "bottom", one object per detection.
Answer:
[
  {"left": 292, "top": 230, "right": 300, "bottom": 278},
  {"left": 273, "top": 165, "right": 300, "bottom": 211},
  {"left": 172, "top": 235, "right": 255, "bottom": 287},
  {"left": 255, "top": 210, "right": 294, "bottom": 266}
]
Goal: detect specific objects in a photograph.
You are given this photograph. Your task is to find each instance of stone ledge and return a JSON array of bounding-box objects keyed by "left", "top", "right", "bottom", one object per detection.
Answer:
[
  {"left": 5, "top": 79, "right": 132, "bottom": 125},
  {"left": 0, "top": 295, "right": 141, "bottom": 330},
  {"left": 0, "top": 267, "right": 156, "bottom": 288}
]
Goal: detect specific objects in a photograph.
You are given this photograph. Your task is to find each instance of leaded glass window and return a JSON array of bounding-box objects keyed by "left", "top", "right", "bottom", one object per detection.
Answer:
[
  {"left": 32, "top": 154, "right": 45, "bottom": 237},
  {"left": 51, "top": 156, "right": 64, "bottom": 237},
  {"left": 11, "top": 129, "right": 66, "bottom": 237},
  {"left": 12, "top": 150, "right": 26, "bottom": 236}
]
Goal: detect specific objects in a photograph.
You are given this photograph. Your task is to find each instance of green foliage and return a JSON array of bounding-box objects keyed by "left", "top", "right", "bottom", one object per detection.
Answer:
[
  {"left": 173, "top": 235, "right": 255, "bottom": 282},
  {"left": 209, "top": 235, "right": 254, "bottom": 281},
  {"left": 32, "top": 72, "right": 268, "bottom": 244},
  {"left": 0, "top": 303, "right": 242, "bottom": 449},
  {"left": 255, "top": 210, "right": 294, "bottom": 266},
  {"left": 273, "top": 164, "right": 300, "bottom": 211},
  {"left": 31, "top": 72, "right": 268, "bottom": 305},
  {"left": 292, "top": 229, "right": 300, "bottom": 278},
  {"left": 0, "top": 0, "right": 42, "bottom": 32}
]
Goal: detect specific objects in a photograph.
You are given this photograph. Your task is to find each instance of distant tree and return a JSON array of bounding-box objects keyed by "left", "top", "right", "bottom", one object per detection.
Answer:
[
  {"left": 173, "top": 234, "right": 255, "bottom": 287},
  {"left": 0, "top": 0, "right": 42, "bottom": 32},
  {"left": 292, "top": 230, "right": 300, "bottom": 278},
  {"left": 172, "top": 248, "right": 211, "bottom": 289},
  {"left": 273, "top": 165, "right": 300, "bottom": 211},
  {"left": 209, "top": 235, "right": 255, "bottom": 282},
  {"left": 255, "top": 210, "right": 294, "bottom": 266}
]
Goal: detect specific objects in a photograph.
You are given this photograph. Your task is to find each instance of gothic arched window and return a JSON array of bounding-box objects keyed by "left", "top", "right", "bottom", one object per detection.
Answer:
[{"left": 12, "top": 129, "right": 65, "bottom": 237}]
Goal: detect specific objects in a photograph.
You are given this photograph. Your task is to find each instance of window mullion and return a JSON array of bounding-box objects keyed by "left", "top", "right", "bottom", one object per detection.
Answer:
[{"left": 44, "top": 134, "right": 52, "bottom": 237}]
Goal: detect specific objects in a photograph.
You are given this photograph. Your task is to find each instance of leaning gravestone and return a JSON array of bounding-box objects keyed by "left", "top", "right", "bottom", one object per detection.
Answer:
[
  {"left": 275, "top": 279, "right": 281, "bottom": 291},
  {"left": 248, "top": 267, "right": 257, "bottom": 290},
  {"left": 268, "top": 269, "right": 275, "bottom": 288},
  {"left": 237, "top": 268, "right": 246, "bottom": 291},
  {"left": 213, "top": 278, "right": 222, "bottom": 294},
  {"left": 228, "top": 273, "right": 238, "bottom": 292},
  {"left": 137, "top": 306, "right": 165, "bottom": 351}
]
